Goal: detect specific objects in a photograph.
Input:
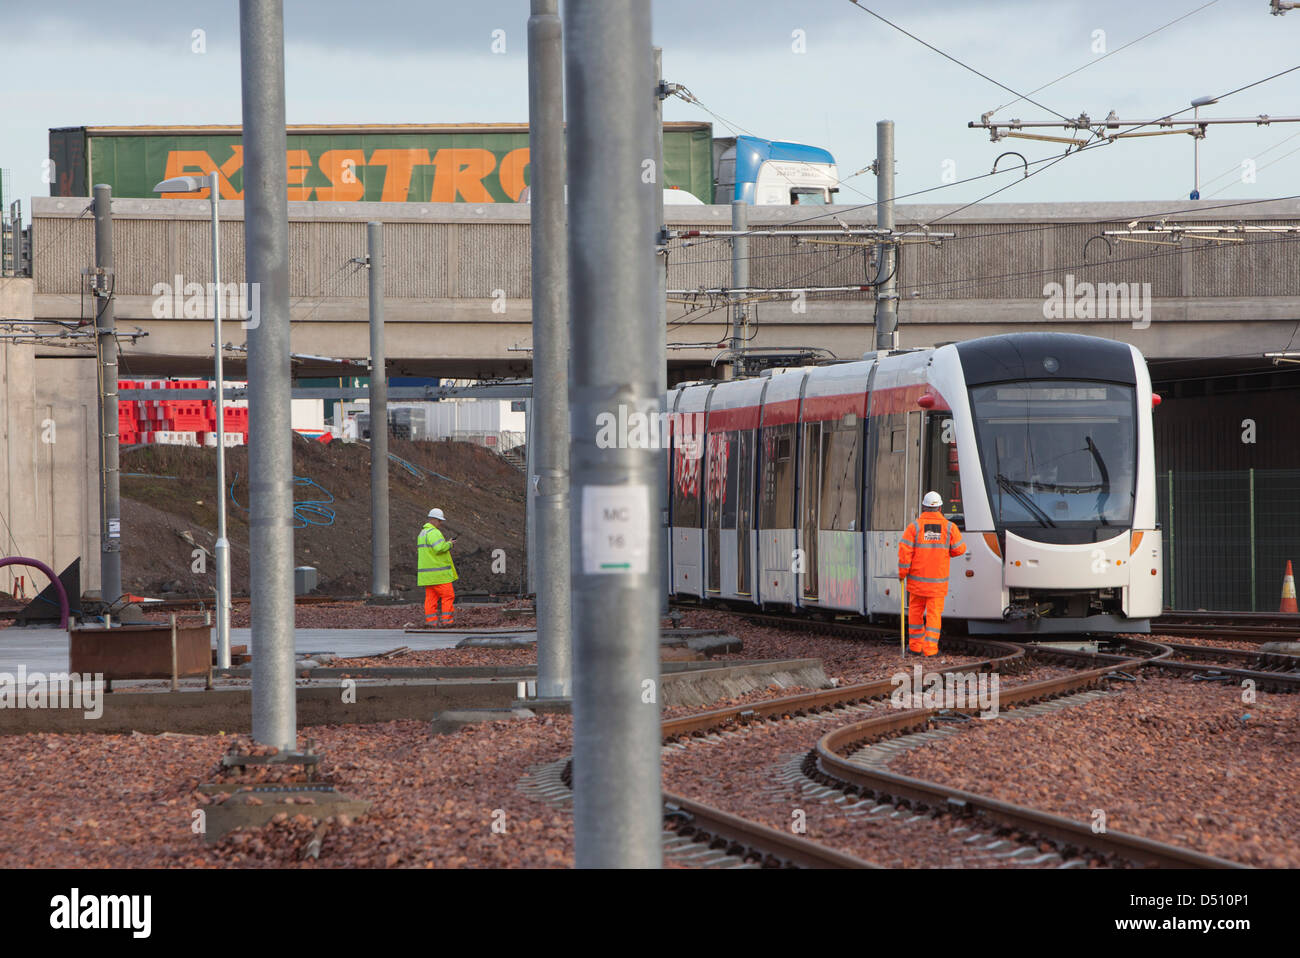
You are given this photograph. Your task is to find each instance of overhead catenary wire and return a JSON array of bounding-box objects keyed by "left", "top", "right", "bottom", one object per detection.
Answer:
[
  {"left": 986, "top": 0, "right": 1223, "bottom": 118},
  {"left": 1200, "top": 128, "right": 1300, "bottom": 191},
  {"left": 846, "top": 0, "right": 1075, "bottom": 123},
  {"left": 669, "top": 60, "right": 1300, "bottom": 259}
]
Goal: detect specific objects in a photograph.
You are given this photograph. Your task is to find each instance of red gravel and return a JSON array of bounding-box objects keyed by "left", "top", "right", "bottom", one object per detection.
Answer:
[
  {"left": 1146, "top": 633, "right": 1282, "bottom": 652},
  {"left": 338, "top": 647, "right": 537, "bottom": 670},
  {"left": 0, "top": 718, "right": 575, "bottom": 868},
  {"left": 889, "top": 674, "right": 1300, "bottom": 867},
  {"left": 661, "top": 708, "right": 1069, "bottom": 868},
  {"left": 230, "top": 599, "right": 534, "bottom": 631},
  {"left": 677, "top": 609, "right": 987, "bottom": 685}
]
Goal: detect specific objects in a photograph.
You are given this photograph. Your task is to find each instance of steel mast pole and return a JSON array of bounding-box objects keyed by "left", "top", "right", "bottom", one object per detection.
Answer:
[
  {"left": 92, "top": 184, "right": 122, "bottom": 610},
  {"left": 564, "top": 0, "right": 662, "bottom": 868},
  {"left": 240, "top": 0, "right": 296, "bottom": 750},
  {"left": 873, "top": 119, "right": 898, "bottom": 352},
  {"left": 367, "top": 221, "right": 390, "bottom": 596},
  {"left": 529, "top": 0, "right": 573, "bottom": 698},
  {"left": 653, "top": 46, "right": 670, "bottom": 617},
  {"left": 730, "top": 199, "right": 748, "bottom": 378},
  {"left": 210, "top": 170, "right": 232, "bottom": 667}
]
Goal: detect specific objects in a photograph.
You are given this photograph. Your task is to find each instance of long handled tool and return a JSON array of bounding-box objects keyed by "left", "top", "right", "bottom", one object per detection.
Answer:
[{"left": 899, "top": 580, "right": 907, "bottom": 659}]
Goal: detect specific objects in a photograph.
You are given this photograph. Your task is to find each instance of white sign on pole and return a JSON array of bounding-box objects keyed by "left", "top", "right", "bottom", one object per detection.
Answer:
[{"left": 581, "top": 484, "right": 650, "bottom": 574}]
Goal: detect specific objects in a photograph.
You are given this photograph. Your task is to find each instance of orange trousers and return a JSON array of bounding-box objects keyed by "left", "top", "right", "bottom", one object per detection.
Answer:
[
  {"left": 424, "top": 583, "right": 455, "bottom": 626},
  {"left": 907, "top": 591, "right": 945, "bottom": 655}
]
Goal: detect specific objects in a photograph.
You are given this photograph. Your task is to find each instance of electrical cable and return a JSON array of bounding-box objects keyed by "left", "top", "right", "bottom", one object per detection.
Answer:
[
  {"left": 987, "top": 0, "right": 1222, "bottom": 117},
  {"left": 846, "top": 0, "right": 1075, "bottom": 122}
]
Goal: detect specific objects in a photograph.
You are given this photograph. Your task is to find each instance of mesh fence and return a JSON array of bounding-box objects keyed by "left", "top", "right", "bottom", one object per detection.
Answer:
[{"left": 1157, "top": 469, "right": 1300, "bottom": 611}]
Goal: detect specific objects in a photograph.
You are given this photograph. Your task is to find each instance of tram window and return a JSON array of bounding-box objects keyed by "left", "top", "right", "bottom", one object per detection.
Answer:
[
  {"left": 760, "top": 425, "right": 796, "bottom": 528},
  {"left": 870, "top": 412, "right": 908, "bottom": 530},
  {"left": 737, "top": 429, "right": 755, "bottom": 531},
  {"left": 672, "top": 429, "right": 702, "bottom": 528},
  {"left": 924, "top": 413, "right": 963, "bottom": 527},
  {"left": 721, "top": 431, "right": 739, "bottom": 528},
  {"left": 819, "top": 422, "right": 862, "bottom": 531}
]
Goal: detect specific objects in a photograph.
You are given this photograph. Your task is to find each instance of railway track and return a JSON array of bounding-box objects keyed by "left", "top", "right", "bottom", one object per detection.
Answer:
[
  {"left": 1153, "top": 639, "right": 1300, "bottom": 693},
  {"left": 808, "top": 643, "right": 1243, "bottom": 869},
  {"left": 1151, "top": 610, "right": 1300, "bottom": 643},
  {"left": 651, "top": 609, "right": 1261, "bottom": 867}
]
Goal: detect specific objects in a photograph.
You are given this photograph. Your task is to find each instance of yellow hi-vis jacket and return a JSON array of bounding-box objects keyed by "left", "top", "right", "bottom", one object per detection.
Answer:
[{"left": 417, "top": 523, "right": 457, "bottom": 586}]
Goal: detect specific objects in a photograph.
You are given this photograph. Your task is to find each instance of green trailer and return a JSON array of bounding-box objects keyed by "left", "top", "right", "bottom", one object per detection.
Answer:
[{"left": 48, "top": 122, "right": 714, "bottom": 204}]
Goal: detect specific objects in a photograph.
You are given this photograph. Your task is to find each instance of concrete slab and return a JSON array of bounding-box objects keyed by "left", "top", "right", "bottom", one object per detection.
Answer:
[
  {"left": 430, "top": 707, "right": 536, "bottom": 734},
  {"left": 202, "top": 787, "right": 370, "bottom": 844},
  {"left": 0, "top": 626, "right": 465, "bottom": 673},
  {"left": 0, "top": 657, "right": 828, "bottom": 734}
]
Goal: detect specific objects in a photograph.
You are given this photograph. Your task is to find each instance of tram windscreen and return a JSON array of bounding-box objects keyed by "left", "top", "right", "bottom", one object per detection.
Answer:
[{"left": 969, "top": 381, "right": 1136, "bottom": 528}]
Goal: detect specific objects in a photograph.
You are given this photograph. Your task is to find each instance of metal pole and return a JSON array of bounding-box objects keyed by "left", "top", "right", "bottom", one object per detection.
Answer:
[
  {"left": 210, "top": 170, "right": 232, "bottom": 669},
  {"left": 653, "top": 46, "right": 670, "bottom": 618},
  {"left": 241, "top": 0, "right": 296, "bottom": 750},
  {"left": 873, "top": 119, "right": 898, "bottom": 352},
  {"left": 528, "top": 1, "right": 572, "bottom": 693},
  {"left": 730, "top": 199, "right": 748, "bottom": 379},
  {"left": 1168, "top": 470, "right": 1175, "bottom": 610},
  {"left": 525, "top": 397, "right": 536, "bottom": 596},
  {"left": 1193, "top": 106, "right": 1200, "bottom": 198},
  {"left": 564, "top": 0, "right": 662, "bottom": 868},
  {"left": 1249, "top": 467, "right": 1256, "bottom": 611},
  {"left": 92, "top": 184, "right": 122, "bottom": 609},
  {"left": 367, "top": 221, "right": 390, "bottom": 596}
]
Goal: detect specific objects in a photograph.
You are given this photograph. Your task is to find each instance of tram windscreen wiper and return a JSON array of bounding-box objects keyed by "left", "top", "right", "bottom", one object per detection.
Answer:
[
  {"left": 1085, "top": 436, "right": 1111, "bottom": 525},
  {"left": 995, "top": 473, "right": 1056, "bottom": 528}
]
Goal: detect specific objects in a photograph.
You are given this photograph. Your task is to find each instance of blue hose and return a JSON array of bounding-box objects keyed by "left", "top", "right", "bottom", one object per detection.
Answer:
[{"left": 229, "top": 473, "right": 337, "bottom": 528}]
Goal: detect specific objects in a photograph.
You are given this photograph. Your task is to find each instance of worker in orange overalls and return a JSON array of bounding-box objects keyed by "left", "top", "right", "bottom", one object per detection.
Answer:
[{"left": 898, "top": 491, "right": 967, "bottom": 656}]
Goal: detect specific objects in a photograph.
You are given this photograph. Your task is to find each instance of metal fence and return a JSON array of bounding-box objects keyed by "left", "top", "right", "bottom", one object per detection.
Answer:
[
  {"left": 451, "top": 429, "right": 526, "bottom": 452},
  {"left": 1157, "top": 469, "right": 1300, "bottom": 611},
  {"left": 1, "top": 200, "right": 27, "bottom": 276}
]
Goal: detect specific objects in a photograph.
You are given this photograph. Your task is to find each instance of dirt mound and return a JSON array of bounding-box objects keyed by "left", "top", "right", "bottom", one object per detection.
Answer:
[{"left": 119, "top": 437, "right": 527, "bottom": 598}]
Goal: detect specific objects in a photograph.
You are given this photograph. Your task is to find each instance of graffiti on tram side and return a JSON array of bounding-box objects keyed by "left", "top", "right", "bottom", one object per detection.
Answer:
[{"left": 817, "top": 531, "right": 861, "bottom": 609}]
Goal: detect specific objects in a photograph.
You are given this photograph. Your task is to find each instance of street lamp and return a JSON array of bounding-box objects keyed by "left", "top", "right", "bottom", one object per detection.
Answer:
[
  {"left": 1190, "top": 95, "right": 1219, "bottom": 199},
  {"left": 152, "top": 170, "right": 231, "bottom": 668}
]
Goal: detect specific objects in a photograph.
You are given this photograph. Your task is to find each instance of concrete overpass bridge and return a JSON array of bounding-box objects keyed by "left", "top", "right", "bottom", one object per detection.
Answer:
[{"left": 26, "top": 195, "right": 1300, "bottom": 383}]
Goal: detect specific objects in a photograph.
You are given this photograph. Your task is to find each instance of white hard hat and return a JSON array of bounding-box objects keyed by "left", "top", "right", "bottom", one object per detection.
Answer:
[
  {"left": 922, "top": 491, "right": 943, "bottom": 509},
  {"left": 428, "top": 508, "right": 446, "bottom": 520}
]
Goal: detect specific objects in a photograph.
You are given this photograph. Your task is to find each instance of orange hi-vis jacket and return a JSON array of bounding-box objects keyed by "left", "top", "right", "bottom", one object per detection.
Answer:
[{"left": 898, "top": 511, "right": 967, "bottom": 597}]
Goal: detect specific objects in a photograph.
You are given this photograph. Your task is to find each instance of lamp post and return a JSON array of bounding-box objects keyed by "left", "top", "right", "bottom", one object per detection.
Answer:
[
  {"left": 153, "top": 170, "right": 231, "bottom": 668},
  {"left": 1190, "top": 95, "right": 1219, "bottom": 200}
]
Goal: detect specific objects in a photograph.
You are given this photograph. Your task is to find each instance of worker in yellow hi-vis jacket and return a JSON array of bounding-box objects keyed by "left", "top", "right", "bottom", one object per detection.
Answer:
[{"left": 418, "top": 508, "right": 458, "bottom": 627}]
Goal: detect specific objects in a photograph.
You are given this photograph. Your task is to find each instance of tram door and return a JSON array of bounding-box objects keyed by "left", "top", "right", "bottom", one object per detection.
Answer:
[
  {"left": 800, "top": 421, "right": 822, "bottom": 600},
  {"left": 706, "top": 432, "right": 723, "bottom": 592},
  {"left": 906, "top": 410, "right": 924, "bottom": 514},
  {"left": 736, "top": 429, "right": 754, "bottom": 595},
  {"left": 867, "top": 408, "right": 924, "bottom": 608}
]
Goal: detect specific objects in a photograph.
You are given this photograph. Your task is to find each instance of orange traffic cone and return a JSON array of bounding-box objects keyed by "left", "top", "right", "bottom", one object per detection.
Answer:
[{"left": 1282, "top": 560, "right": 1298, "bottom": 614}]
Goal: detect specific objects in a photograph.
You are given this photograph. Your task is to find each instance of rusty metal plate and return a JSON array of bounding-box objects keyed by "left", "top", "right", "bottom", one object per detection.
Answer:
[{"left": 69, "top": 623, "right": 211, "bottom": 680}]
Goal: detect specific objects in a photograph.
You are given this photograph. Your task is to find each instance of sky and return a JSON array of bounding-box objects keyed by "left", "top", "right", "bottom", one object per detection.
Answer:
[{"left": 3, "top": 0, "right": 1299, "bottom": 213}]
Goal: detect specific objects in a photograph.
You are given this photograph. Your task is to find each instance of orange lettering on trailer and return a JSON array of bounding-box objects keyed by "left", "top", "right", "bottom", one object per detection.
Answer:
[
  {"left": 498, "top": 147, "right": 530, "bottom": 202},
  {"left": 315, "top": 149, "right": 367, "bottom": 201},
  {"left": 430, "top": 148, "right": 497, "bottom": 202},
  {"left": 369, "top": 149, "right": 432, "bottom": 202},
  {"left": 161, "top": 147, "right": 244, "bottom": 198},
  {"left": 285, "top": 149, "right": 312, "bottom": 200}
]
